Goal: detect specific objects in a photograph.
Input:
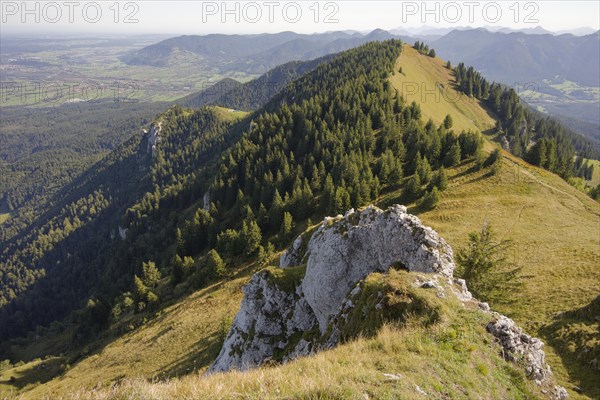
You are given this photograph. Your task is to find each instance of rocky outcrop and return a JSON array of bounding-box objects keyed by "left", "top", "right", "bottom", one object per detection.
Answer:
[
  {"left": 279, "top": 235, "right": 305, "bottom": 268},
  {"left": 300, "top": 205, "right": 454, "bottom": 331},
  {"left": 209, "top": 205, "right": 454, "bottom": 372},
  {"left": 487, "top": 315, "right": 551, "bottom": 383},
  {"left": 210, "top": 270, "right": 318, "bottom": 373},
  {"left": 118, "top": 226, "right": 128, "bottom": 240},
  {"left": 207, "top": 205, "right": 568, "bottom": 397},
  {"left": 140, "top": 122, "right": 161, "bottom": 156},
  {"left": 203, "top": 191, "right": 211, "bottom": 211}
]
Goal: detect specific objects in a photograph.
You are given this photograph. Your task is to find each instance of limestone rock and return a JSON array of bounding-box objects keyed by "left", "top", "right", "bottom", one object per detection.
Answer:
[
  {"left": 552, "top": 386, "right": 569, "bottom": 400},
  {"left": 301, "top": 205, "right": 454, "bottom": 331},
  {"left": 209, "top": 270, "right": 317, "bottom": 373},
  {"left": 209, "top": 205, "right": 455, "bottom": 372},
  {"left": 486, "top": 315, "right": 552, "bottom": 382},
  {"left": 279, "top": 235, "right": 305, "bottom": 268},
  {"left": 140, "top": 122, "right": 162, "bottom": 157}
]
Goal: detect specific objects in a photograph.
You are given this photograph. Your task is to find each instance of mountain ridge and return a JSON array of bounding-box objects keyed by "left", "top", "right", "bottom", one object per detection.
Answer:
[{"left": 1, "top": 39, "right": 598, "bottom": 399}]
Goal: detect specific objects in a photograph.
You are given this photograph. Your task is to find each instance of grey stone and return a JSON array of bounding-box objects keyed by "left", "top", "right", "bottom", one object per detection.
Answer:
[
  {"left": 301, "top": 205, "right": 454, "bottom": 331},
  {"left": 486, "top": 315, "right": 552, "bottom": 383}
]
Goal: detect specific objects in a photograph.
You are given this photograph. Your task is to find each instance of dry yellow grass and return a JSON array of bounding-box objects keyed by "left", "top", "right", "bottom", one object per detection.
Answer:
[
  {"left": 35, "top": 273, "right": 544, "bottom": 400},
  {"left": 391, "top": 44, "right": 496, "bottom": 134},
  {"left": 4, "top": 265, "right": 258, "bottom": 400}
]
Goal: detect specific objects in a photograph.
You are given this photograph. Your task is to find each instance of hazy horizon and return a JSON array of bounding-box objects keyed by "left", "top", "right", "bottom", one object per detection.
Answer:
[{"left": 2, "top": 1, "right": 598, "bottom": 36}]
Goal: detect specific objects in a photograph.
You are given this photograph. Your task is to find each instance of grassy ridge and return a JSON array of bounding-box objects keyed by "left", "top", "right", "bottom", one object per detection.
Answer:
[
  {"left": 388, "top": 45, "right": 600, "bottom": 398},
  {"left": 390, "top": 45, "right": 496, "bottom": 135},
  {"left": 414, "top": 156, "right": 600, "bottom": 399}
]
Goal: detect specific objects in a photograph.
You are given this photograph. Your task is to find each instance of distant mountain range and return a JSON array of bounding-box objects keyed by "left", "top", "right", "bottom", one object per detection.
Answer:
[
  {"left": 179, "top": 56, "right": 331, "bottom": 111},
  {"left": 391, "top": 25, "right": 597, "bottom": 37},
  {"left": 125, "top": 28, "right": 599, "bottom": 87},
  {"left": 431, "top": 29, "right": 600, "bottom": 86},
  {"left": 121, "top": 30, "right": 402, "bottom": 74},
  {"left": 125, "top": 28, "right": 599, "bottom": 139}
]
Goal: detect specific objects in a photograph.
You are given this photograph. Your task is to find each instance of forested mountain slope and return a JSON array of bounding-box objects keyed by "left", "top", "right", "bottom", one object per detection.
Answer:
[
  {"left": 179, "top": 55, "right": 332, "bottom": 111},
  {"left": 0, "top": 106, "right": 248, "bottom": 338},
  {"left": 0, "top": 102, "right": 166, "bottom": 239},
  {"left": 1, "top": 41, "right": 598, "bottom": 400}
]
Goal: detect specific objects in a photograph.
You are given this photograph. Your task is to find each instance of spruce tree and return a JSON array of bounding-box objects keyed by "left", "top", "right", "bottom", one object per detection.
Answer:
[
  {"left": 403, "top": 174, "right": 422, "bottom": 202},
  {"left": 444, "top": 142, "right": 462, "bottom": 167},
  {"left": 433, "top": 167, "right": 448, "bottom": 191},
  {"left": 417, "top": 156, "right": 433, "bottom": 184},
  {"left": 141, "top": 261, "right": 161, "bottom": 288},
  {"left": 206, "top": 249, "right": 226, "bottom": 278},
  {"left": 443, "top": 114, "right": 453, "bottom": 130},
  {"left": 456, "top": 223, "right": 523, "bottom": 304},
  {"left": 280, "top": 212, "right": 293, "bottom": 243},
  {"left": 419, "top": 187, "right": 440, "bottom": 210},
  {"left": 240, "top": 219, "right": 262, "bottom": 256}
]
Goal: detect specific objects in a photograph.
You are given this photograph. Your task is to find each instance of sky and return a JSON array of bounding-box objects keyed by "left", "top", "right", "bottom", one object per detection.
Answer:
[{"left": 1, "top": 1, "right": 599, "bottom": 35}]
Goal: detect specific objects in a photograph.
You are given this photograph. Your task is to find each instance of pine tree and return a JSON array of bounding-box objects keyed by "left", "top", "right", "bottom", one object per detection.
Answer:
[
  {"left": 133, "top": 275, "right": 148, "bottom": 307},
  {"left": 417, "top": 156, "right": 433, "bottom": 184},
  {"left": 206, "top": 249, "right": 226, "bottom": 278},
  {"left": 419, "top": 187, "right": 440, "bottom": 210},
  {"left": 433, "top": 167, "right": 448, "bottom": 191},
  {"left": 526, "top": 139, "right": 547, "bottom": 167},
  {"left": 176, "top": 228, "right": 184, "bottom": 254},
  {"left": 280, "top": 212, "right": 293, "bottom": 243},
  {"left": 172, "top": 255, "right": 185, "bottom": 285},
  {"left": 456, "top": 223, "right": 523, "bottom": 304},
  {"left": 333, "top": 187, "right": 351, "bottom": 215},
  {"left": 240, "top": 219, "right": 262, "bottom": 256},
  {"left": 141, "top": 261, "right": 161, "bottom": 288},
  {"left": 217, "top": 229, "right": 240, "bottom": 258},
  {"left": 444, "top": 142, "right": 462, "bottom": 167},
  {"left": 269, "top": 190, "right": 284, "bottom": 232},
  {"left": 403, "top": 174, "right": 422, "bottom": 202},
  {"left": 443, "top": 114, "right": 453, "bottom": 130}
]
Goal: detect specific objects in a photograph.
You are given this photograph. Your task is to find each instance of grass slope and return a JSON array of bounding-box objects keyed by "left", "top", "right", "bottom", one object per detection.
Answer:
[
  {"left": 390, "top": 44, "right": 496, "bottom": 135},
  {"left": 1, "top": 264, "right": 258, "bottom": 400},
  {"left": 413, "top": 156, "right": 600, "bottom": 399},
  {"left": 387, "top": 45, "right": 600, "bottom": 399},
  {"left": 35, "top": 271, "right": 544, "bottom": 400}
]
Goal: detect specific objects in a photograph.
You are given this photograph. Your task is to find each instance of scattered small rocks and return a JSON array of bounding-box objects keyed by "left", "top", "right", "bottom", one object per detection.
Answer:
[
  {"left": 553, "top": 386, "right": 569, "bottom": 400},
  {"left": 415, "top": 385, "right": 428, "bottom": 396},
  {"left": 420, "top": 281, "right": 438, "bottom": 289},
  {"left": 382, "top": 373, "right": 402, "bottom": 381},
  {"left": 486, "top": 315, "right": 552, "bottom": 383}
]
